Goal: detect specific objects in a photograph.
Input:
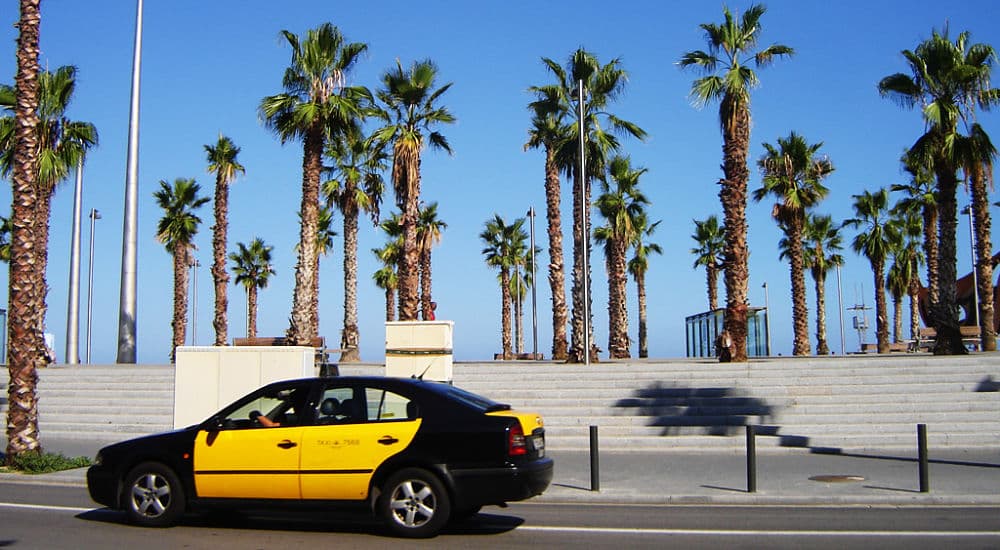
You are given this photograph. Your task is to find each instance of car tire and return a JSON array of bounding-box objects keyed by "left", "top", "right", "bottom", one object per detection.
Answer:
[
  {"left": 122, "top": 462, "right": 185, "bottom": 527},
  {"left": 378, "top": 467, "right": 450, "bottom": 538}
]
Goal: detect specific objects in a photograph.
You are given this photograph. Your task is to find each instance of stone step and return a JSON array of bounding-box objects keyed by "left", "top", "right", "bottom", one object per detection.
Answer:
[{"left": 543, "top": 432, "right": 1000, "bottom": 452}]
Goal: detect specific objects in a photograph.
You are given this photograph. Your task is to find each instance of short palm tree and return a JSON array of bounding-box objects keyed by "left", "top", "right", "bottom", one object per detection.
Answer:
[
  {"left": 259, "top": 22, "right": 369, "bottom": 345},
  {"left": 802, "top": 214, "right": 844, "bottom": 355},
  {"left": 525, "top": 87, "right": 570, "bottom": 360},
  {"left": 324, "top": 126, "right": 386, "bottom": 361},
  {"left": 845, "top": 189, "right": 901, "bottom": 354},
  {"left": 753, "top": 132, "right": 834, "bottom": 356},
  {"left": 205, "top": 134, "right": 245, "bottom": 346},
  {"left": 311, "top": 206, "right": 336, "bottom": 333},
  {"left": 374, "top": 59, "right": 455, "bottom": 321},
  {"left": 481, "top": 214, "right": 527, "bottom": 360},
  {"left": 691, "top": 215, "right": 725, "bottom": 311},
  {"left": 154, "top": 178, "right": 209, "bottom": 361},
  {"left": 680, "top": 4, "right": 793, "bottom": 361},
  {"left": 417, "top": 202, "right": 447, "bottom": 320},
  {"left": 628, "top": 214, "right": 662, "bottom": 359},
  {"left": 878, "top": 28, "right": 998, "bottom": 354},
  {"left": 537, "top": 49, "right": 647, "bottom": 363},
  {"left": 376, "top": 213, "right": 404, "bottom": 322},
  {"left": 595, "top": 155, "right": 649, "bottom": 359},
  {"left": 229, "top": 238, "right": 276, "bottom": 339}
]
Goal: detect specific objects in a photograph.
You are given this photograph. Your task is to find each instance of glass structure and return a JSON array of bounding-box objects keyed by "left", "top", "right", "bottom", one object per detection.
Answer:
[{"left": 685, "top": 307, "right": 769, "bottom": 358}]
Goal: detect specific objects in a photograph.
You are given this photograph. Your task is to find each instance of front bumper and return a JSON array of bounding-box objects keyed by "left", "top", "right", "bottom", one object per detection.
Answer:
[
  {"left": 86, "top": 464, "right": 119, "bottom": 509},
  {"left": 449, "top": 456, "right": 554, "bottom": 508}
]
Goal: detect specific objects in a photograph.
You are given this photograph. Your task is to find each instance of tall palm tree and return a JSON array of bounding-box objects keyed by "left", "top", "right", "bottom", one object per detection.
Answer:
[
  {"left": 802, "top": 214, "right": 844, "bottom": 355},
  {"left": 229, "top": 238, "right": 276, "bottom": 339},
  {"left": 5, "top": 0, "right": 43, "bottom": 464},
  {"left": 878, "top": 28, "right": 998, "bottom": 354},
  {"left": 1, "top": 65, "right": 98, "bottom": 338},
  {"left": 680, "top": 4, "right": 793, "bottom": 362},
  {"left": 525, "top": 87, "right": 570, "bottom": 360},
  {"left": 628, "top": 214, "right": 662, "bottom": 359},
  {"left": 417, "top": 202, "right": 447, "bottom": 320},
  {"left": 537, "top": 49, "right": 647, "bottom": 362},
  {"left": 154, "top": 178, "right": 209, "bottom": 361},
  {"left": 891, "top": 151, "right": 938, "bottom": 323},
  {"left": 324, "top": 126, "right": 386, "bottom": 361},
  {"left": 480, "top": 215, "right": 527, "bottom": 360},
  {"left": 845, "top": 189, "right": 901, "bottom": 354},
  {"left": 259, "top": 22, "right": 369, "bottom": 345},
  {"left": 753, "top": 132, "right": 834, "bottom": 356},
  {"left": 595, "top": 156, "right": 649, "bottom": 359},
  {"left": 374, "top": 59, "right": 455, "bottom": 321},
  {"left": 205, "top": 134, "right": 245, "bottom": 346},
  {"left": 376, "top": 213, "right": 404, "bottom": 322},
  {"left": 691, "top": 215, "right": 726, "bottom": 311},
  {"left": 960, "top": 124, "right": 997, "bottom": 350}
]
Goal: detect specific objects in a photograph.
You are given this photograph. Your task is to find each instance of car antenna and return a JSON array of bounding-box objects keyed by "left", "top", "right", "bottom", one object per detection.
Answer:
[{"left": 412, "top": 363, "right": 433, "bottom": 381}]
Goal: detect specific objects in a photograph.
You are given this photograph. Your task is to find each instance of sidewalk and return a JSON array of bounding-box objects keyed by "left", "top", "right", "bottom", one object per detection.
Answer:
[{"left": 2, "top": 437, "right": 999, "bottom": 505}]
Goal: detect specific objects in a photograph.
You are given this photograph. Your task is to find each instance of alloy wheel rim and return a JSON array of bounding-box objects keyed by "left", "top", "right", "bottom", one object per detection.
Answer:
[
  {"left": 130, "top": 473, "right": 171, "bottom": 517},
  {"left": 389, "top": 479, "right": 435, "bottom": 527}
]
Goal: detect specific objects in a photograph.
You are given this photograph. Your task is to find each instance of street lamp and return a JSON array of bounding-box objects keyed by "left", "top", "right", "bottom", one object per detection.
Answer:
[
  {"left": 837, "top": 264, "right": 846, "bottom": 356},
  {"left": 527, "top": 207, "right": 538, "bottom": 359},
  {"left": 578, "top": 79, "right": 591, "bottom": 365},
  {"left": 963, "top": 204, "right": 979, "bottom": 326},
  {"left": 86, "top": 208, "right": 101, "bottom": 363},
  {"left": 65, "top": 158, "right": 85, "bottom": 364},
  {"left": 762, "top": 282, "right": 771, "bottom": 356},
  {"left": 190, "top": 256, "right": 200, "bottom": 345}
]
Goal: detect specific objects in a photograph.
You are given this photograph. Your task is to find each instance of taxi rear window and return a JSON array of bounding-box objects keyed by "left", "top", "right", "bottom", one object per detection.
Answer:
[{"left": 433, "top": 383, "right": 509, "bottom": 413}]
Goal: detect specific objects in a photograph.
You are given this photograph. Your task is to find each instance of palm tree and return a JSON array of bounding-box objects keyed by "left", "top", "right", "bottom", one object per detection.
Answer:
[
  {"left": 845, "top": 189, "right": 901, "bottom": 354},
  {"left": 537, "top": 49, "right": 647, "bottom": 363},
  {"left": 960, "top": 124, "right": 997, "bottom": 350},
  {"left": 0, "top": 215, "right": 11, "bottom": 262},
  {"left": 691, "top": 215, "right": 726, "bottom": 311},
  {"left": 376, "top": 213, "right": 404, "bottom": 322},
  {"left": 891, "top": 151, "right": 938, "bottom": 324},
  {"left": 229, "top": 238, "right": 276, "bottom": 339},
  {"left": 259, "top": 22, "right": 369, "bottom": 345},
  {"left": 311, "top": 206, "right": 336, "bottom": 334},
  {"left": 417, "top": 202, "right": 447, "bottom": 320},
  {"left": 628, "top": 214, "right": 662, "bottom": 359},
  {"left": 878, "top": 28, "right": 998, "bottom": 354},
  {"left": 1, "top": 65, "right": 98, "bottom": 338},
  {"left": 205, "top": 134, "right": 245, "bottom": 346},
  {"left": 525, "top": 87, "right": 570, "bottom": 360},
  {"left": 480, "top": 215, "right": 527, "bottom": 360},
  {"left": 507, "top": 244, "right": 535, "bottom": 355},
  {"left": 374, "top": 59, "right": 455, "bottom": 321},
  {"left": 5, "top": 0, "right": 44, "bottom": 463},
  {"left": 595, "top": 155, "right": 649, "bottom": 359},
  {"left": 154, "top": 178, "right": 209, "bottom": 361},
  {"left": 680, "top": 4, "right": 794, "bottom": 361},
  {"left": 802, "top": 214, "right": 844, "bottom": 355},
  {"left": 753, "top": 132, "right": 834, "bottom": 356},
  {"left": 324, "top": 126, "right": 386, "bottom": 361}
]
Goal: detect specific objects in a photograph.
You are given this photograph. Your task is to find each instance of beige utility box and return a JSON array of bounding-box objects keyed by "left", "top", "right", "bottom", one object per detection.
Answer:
[
  {"left": 385, "top": 321, "right": 454, "bottom": 382},
  {"left": 173, "top": 346, "right": 314, "bottom": 428}
]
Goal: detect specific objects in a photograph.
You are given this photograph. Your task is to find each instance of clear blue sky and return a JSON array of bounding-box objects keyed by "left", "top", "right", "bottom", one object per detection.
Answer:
[{"left": 2, "top": 1, "right": 999, "bottom": 364}]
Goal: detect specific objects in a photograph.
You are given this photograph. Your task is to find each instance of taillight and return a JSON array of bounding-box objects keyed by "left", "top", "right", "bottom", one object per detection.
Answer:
[{"left": 508, "top": 423, "right": 527, "bottom": 456}]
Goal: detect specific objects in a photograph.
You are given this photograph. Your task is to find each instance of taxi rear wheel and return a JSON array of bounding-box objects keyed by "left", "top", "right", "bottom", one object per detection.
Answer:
[
  {"left": 378, "top": 468, "right": 450, "bottom": 538},
  {"left": 122, "top": 462, "right": 185, "bottom": 527}
]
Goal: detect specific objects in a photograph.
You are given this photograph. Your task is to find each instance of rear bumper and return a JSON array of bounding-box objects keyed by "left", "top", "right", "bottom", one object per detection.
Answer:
[{"left": 449, "top": 457, "right": 554, "bottom": 508}]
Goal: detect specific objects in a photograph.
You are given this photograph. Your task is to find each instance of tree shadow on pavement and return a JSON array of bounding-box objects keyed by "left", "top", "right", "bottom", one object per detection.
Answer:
[{"left": 614, "top": 382, "right": 776, "bottom": 436}]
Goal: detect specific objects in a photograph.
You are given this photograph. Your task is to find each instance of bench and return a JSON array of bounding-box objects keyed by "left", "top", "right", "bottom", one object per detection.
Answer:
[
  {"left": 916, "top": 326, "right": 981, "bottom": 351},
  {"left": 861, "top": 342, "right": 911, "bottom": 353},
  {"left": 232, "top": 336, "right": 340, "bottom": 371}
]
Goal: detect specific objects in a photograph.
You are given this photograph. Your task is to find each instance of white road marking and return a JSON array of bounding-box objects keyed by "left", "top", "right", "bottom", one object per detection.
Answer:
[
  {"left": 0, "top": 502, "right": 92, "bottom": 513},
  {"left": 510, "top": 525, "right": 1000, "bottom": 537}
]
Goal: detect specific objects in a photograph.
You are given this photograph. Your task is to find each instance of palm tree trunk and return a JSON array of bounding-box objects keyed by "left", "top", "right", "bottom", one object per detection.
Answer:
[
  {"left": 873, "top": 261, "right": 889, "bottom": 354},
  {"left": 289, "top": 123, "right": 323, "bottom": 344},
  {"left": 211, "top": 176, "right": 230, "bottom": 346},
  {"left": 569, "top": 162, "right": 596, "bottom": 363},
  {"left": 385, "top": 287, "right": 395, "bottom": 322},
  {"left": 707, "top": 264, "right": 719, "bottom": 311},
  {"left": 515, "top": 281, "right": 524, "bottom": 355},
  {"left": 720, "top": 97, "right": 751, "bottom": 362},
  {"left": 923, "top": 204, "right": 940, "bottom": 315},
  {"left": 788, "top": 218, "right": 810, "bottom": 355},
  {"left": 637, "top": 271, "right": 649, "bottom": 358},
  {"left": 892, "top": 294, "right": 903, "bottom": 343},
  {"left": 6, "top": 0, "right": 44, "bottom": 464},
  {"left": 420, "top": 249, "right": 432, "bottom": 320},
  {"left": 970, "top": 163, "right": 996, "bottom": 351},
  {"left": 501, "top": 268, "right": 512, "bottom": 360},
  {"left": 172, "top": 247, "right": 190, "bottom": 362},
  {"left": 340, "top": 210, "right": 361, "bottom": 361},
  {"left": 931, "top": 164, "right": 967, "bottom": 354},
  {"left": 814, "top": 268, "right": 830, "bottom": 355},
  {"left": 908, "top": 276, "right": 920, "bottom": 341},
  {"left": 544, "top": 146, "right": 568, "bottom": 360},
  {"left": 608, "top": 238, "right": 630, "bottom": 358},
  {"left": 248, "top": 286, "right": 258, "bottom": 339},
  {"left": 311, "top": 253, "right": 320, "bottom": 335},
  {"left": 31, "top": 188, "right": 53, "bottom": 342},
  {"left": 396, "top": 145, "right": 421, "bottom": 321}
]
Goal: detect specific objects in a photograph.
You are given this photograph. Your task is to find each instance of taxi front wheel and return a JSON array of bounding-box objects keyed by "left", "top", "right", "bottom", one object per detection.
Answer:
[
  {"left": 122, "top": 462, "right": 185, "bottom": 527},
  {"left": 378, "top": 468, "right": 451, "bottom": 538}
]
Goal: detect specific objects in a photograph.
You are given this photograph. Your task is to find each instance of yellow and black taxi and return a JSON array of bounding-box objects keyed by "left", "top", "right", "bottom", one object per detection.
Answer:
[{"left": 87, "top": 376, "right": 552, "bottom": 538}]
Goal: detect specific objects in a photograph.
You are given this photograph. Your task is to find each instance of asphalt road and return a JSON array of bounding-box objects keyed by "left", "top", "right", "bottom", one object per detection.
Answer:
[{"left": 2, "top": 482, "right": 999, "bottom": 549}]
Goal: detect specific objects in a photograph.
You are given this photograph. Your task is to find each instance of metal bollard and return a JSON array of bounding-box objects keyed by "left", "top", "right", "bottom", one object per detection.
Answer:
[
  {"left": 590, "top": 425, "right": 600, "bottom": 492},
  {"left": 917, "top": 424, "right": 929, "bottom": 493},
  {"left": 746, "top": 425, "right": 757, "bottom": 493}
]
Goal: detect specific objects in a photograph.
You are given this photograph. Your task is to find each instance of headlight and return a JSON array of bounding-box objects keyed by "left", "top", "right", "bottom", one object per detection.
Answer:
[{"left": 93, "top": 452, "right": 103, "bottom": 466}]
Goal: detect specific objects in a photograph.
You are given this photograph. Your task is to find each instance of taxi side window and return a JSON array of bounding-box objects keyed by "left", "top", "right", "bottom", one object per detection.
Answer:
[
  {"left": 365, "top": 388, "right": 417, "bottom": 422},
  {"left": 315, "top": 387, "right": 362, "bottom": 424},
  {"left": 217, "top": 385, "right": 310, "bottom": 429}
]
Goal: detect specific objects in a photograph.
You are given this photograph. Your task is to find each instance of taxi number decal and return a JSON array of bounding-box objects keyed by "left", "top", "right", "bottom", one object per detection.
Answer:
[{"left": 315, "top": 439, "right": 360, "bottom": 447}]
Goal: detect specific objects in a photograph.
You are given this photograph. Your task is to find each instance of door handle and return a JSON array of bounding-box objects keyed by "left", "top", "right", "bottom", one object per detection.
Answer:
[
  {"left": 378, "top": 436, "right": 399, "bottom": 445},
  {"left": 277, "top": 440, "right": 298, "bottom": 449}
]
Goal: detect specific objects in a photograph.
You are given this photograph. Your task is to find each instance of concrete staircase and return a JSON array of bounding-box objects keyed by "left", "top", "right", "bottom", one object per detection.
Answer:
[{"left": 2, "top": 355, "right": 998, "bottom": 453}]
